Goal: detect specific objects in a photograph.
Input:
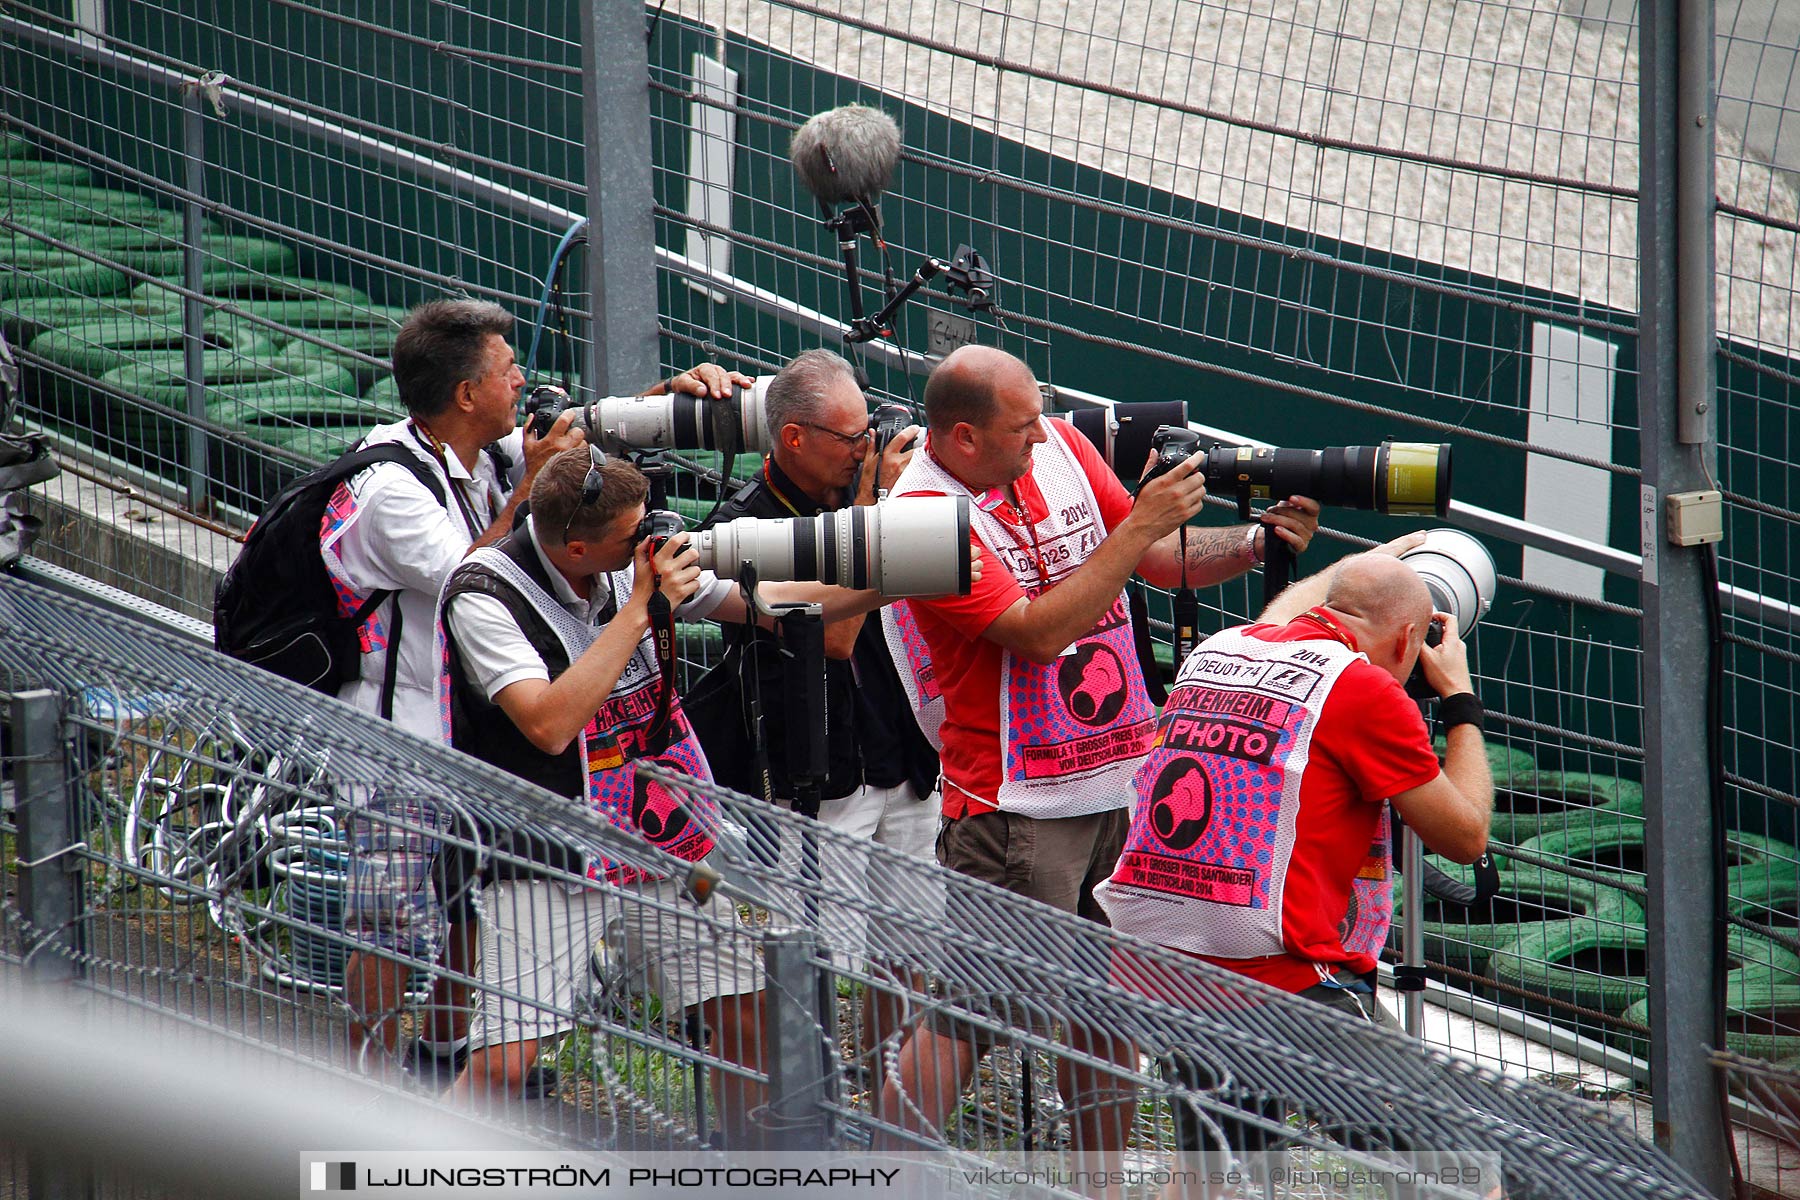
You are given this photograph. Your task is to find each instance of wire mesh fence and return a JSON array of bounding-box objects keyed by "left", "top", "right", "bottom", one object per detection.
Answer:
[
  {"left": 2, "top": 0, "right": 1798, "bottom": 1194},
  {"left": 0, "top": 572, "right": 1708, "bottom": 1200}
]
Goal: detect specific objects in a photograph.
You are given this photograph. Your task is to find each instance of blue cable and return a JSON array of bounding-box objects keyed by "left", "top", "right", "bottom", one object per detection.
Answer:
[{"left": 524, "top": 217, "right": 589, "bottom": 381}]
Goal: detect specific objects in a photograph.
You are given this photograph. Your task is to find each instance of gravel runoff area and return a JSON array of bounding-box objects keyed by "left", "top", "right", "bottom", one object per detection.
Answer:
[{"left": 678, "top": 0, "right": 1799, "bottom": 354}]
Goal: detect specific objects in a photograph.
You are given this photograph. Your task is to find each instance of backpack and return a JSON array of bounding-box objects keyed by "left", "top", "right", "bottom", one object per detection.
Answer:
[{"left": 214, "top": 442, "right": 446, "bottom": 714}]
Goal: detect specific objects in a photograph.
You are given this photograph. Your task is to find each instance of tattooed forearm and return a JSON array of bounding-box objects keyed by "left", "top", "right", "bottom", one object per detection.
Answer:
[{"left": 1177, "top": 525, "right": 1256, "bottom": 584}]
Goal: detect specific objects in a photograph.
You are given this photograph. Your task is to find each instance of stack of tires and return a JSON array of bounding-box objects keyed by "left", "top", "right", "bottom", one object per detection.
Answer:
[
  {"left": 1398, "top": 744, "right": 1800, "bottom": 1065},
  {"left": 3, "top": 141, "right": 404, "bottom": 508}
]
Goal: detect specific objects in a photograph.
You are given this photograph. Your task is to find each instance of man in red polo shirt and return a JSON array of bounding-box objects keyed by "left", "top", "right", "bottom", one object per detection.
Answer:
[{"left": 876, "top": 344, "right": 1319, "bottom": 1166}]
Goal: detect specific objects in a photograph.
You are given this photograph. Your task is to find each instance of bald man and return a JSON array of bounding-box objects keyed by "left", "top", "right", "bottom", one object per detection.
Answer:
[{"left": 876, "top": 344, "right": 1317, "bottom": 1172}]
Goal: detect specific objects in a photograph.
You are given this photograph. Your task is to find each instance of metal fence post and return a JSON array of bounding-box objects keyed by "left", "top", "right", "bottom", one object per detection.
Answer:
[
  {"left": 1639, "top": 0, "right": 1728, "bottom": 1193},
  {"left": 180, "top": 80, "right": 210, "bottom": 512},
  {"left": 12, "top": 688, "right": 84, "bottom": 985},
  {"left": 578, "top": 0, "right": 662, "bottom": 398},
  {"left": 761, "top": 929, "right": 838, "bottom": 1149}
]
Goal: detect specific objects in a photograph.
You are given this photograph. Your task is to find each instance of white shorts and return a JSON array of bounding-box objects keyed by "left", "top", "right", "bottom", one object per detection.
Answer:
[
  {"left": 467, "top": 875, "right": 763, "bottom": 1052},
  {"left": 776, "top": 781, "right": 944, "bottom": 966}
]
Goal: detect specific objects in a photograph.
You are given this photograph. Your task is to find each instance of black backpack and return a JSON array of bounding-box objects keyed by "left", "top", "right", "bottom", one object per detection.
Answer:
[{"left": 214, "top": 442, "right": 446, "bottom": 715}]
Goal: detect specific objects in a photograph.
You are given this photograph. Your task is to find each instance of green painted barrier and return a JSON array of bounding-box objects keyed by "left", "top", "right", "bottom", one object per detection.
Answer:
[
  {"left": 1618, "top": 956, "right": 1800, "bottom": 1064},
  {"left": 131, "top": 272, "right": 374, "bottom": 327}
]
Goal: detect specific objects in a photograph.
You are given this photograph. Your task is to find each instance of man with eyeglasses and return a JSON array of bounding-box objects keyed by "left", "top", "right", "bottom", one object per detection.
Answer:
[
  {"left": 435, "top": 447, "right": 929, "bottom": 1135},
  {"left": 325, "top": 298, "right": 744, "bottom": 1090},
  {"left": 688, "top": 347, "right": 938, "bottom": 1095}
]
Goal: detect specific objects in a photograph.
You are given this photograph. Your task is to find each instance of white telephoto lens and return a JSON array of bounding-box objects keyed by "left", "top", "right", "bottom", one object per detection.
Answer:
[
  {"left": 691, "top": 496, "right": 971, "bottom": 598},
  {"left": 1399, "top": 528, "right": 1496, "bottom": 638},
  {"left": 864, "top": 495, "right": 970, "bottom": 597}
]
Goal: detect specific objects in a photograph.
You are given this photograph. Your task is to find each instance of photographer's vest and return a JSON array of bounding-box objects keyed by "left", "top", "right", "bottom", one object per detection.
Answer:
[
  {"left": 880, "top": 600, "right": 944, "bottom": 751},
  {"left": 1095, "top": 626, "right": 1393, "bottom": 968},
  {"left": 894, "top": 425, "right": 1156, "bottom": 818},
  {"left": 439, "top": 532, "right": 715, "bottom": 886}
]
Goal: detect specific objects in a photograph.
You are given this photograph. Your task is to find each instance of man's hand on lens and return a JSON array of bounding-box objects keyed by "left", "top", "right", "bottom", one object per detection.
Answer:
[
  {"left": 1419, "top": 611, "right": 1476, "bottom": 698},
  {"left": 1262, "top": 495, "right": 1321, "bottom": 553},
  {"left": 669, "top": 363, "right": 756, "bottom": 399},
  {"left": 969, "top": 541, "right": 983, "bottom": 586},
  {"left": 1127, "top": 451, "right": 1208, "bottom": 540},
  {"left": 522, "top": 404, "right": 585, "bottom": 475},
  {"left": 857, "top": 425, "right": 921, "bottom": 504},
  {"left": 1375, "top": 530, "right": 1428, "bottom": 558}
]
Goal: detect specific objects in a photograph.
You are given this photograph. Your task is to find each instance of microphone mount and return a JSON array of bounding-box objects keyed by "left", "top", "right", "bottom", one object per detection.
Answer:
[
  {"left": 841, "top": 244, "right": 1001, "bottom": 344},
  {"left": 820, "top": 198, "right": 883, "bottom": 324}
]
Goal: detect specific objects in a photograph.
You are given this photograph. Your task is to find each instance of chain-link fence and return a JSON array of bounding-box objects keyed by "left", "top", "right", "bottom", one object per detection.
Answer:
[
  {"left": 3, "top": 1, "right": 1797, "bottom": 1194},
  {"left": 0, "top": 572, "right": 1707, "bottom": 1199}
]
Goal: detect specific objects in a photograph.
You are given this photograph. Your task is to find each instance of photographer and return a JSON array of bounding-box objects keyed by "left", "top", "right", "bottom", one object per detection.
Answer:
[
  {"left": 326, "top": 297, "right": 742, "bottom": 1085},
  {"left": 1095, "top": 543, "right": 1492, "bottom": 1177},
  {"left": 876, "top": 344, "right": 1319, "bottom": 1173},
  {"left": 436, "top": 448, "right": 907, "bottom": 1132},
  {"left": 693, "top": 348, "right": 938, "bottom": 1091}
]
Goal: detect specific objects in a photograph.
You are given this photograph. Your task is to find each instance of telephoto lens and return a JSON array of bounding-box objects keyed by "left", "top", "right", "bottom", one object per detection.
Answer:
[
  {"left": 1200, "top": 442, "right": 1453, "bottom": 516},
  {"left": 523, "top": 376, "right": 775, "bottom": 456},
  {"left": 1399, "top": 528, "right": 1496, "bottom": 699},
  {"left": 691, "top": 495, "right": 972, "bottom": 598}
]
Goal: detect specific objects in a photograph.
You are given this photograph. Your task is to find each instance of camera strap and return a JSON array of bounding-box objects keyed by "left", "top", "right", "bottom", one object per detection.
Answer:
[
  {"left": 643, "top": 590, "right": 678, "bottom": 755},
  {"left": 1126, "top": 581, "right": 1168, "bottom": 707}
]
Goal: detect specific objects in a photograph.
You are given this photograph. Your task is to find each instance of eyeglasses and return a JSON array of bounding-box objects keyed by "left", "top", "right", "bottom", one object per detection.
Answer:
[
  {"left": 560, "top": 444, "right": 606, "bottom": 543},
  {"left": 799, "top": 421, "right": 874, "bottom": 449}
]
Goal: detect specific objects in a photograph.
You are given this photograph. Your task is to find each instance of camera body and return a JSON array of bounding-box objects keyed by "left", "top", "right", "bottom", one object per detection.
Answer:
[
  {"left": 1140, "top": 425, "right": 1203, "bottom": 487},
  {"left": 524, "top": 384, "right": 572, "bottom": 439},
  {"left": 636, "top": 508, "right": 686, "bottom": 555},
  {"left": 870, "top": 402, "right": 913, "bottom": 451}
]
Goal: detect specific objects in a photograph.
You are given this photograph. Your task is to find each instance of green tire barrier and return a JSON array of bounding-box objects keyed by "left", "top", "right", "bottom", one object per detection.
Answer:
[
  {"left": 1393, "top": 860, "right": 1645, "bottom": 978},
  {"left": 29, "top": 315, "right": 280, "bottom": 378},
  {"left": 1618, "top": 960, "right": 1800, "bottom": 1064},
  {"left": 95, "top": 354, "right": 362, "bottom": 469},
  {"left": 1, "top": 134, "right": 36, "bottom": 159},
  {"left": 132, "top": 272, "right": 374, "bottom": 327},
  {"left": 1, "top": 290, "right": 184, "bottom": 347},
  {"left": 35, "top": 207, "right": 195, "bottom": 243},
  {"left": 364, "top": 374, "right": 399, "bottom": 411},
  {"left": 1489, "top": 771, "right": 1645, "bottom": 846},
  {"left": 1, "top": 161, "right": 93, "bottom": 187},
  {"left": 1729, "top": 863, "right": 1800, "bottom": 929},
  {"left": 1489, "top": 923, "right": 1800, "bottom": 1023},
  {"left": 0, "top": 261, "right": 132, "bottom": 303},
  {"left": 262, "top": 305, "right": 410, "bottom": 394},
  {"left": 6, "top": 187, "right": 171, "bottom": 223},
  {"left": 1519, "top": 815, "right": 1797, "bottom": 885}
]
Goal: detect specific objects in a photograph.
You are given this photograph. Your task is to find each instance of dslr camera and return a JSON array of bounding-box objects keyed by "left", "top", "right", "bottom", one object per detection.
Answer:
[
  {"left": 522, "top": 376, "right": 774, "bottom": 457},
  {"left": 636, "top": 508, "right": 686, "bottom": 554}
]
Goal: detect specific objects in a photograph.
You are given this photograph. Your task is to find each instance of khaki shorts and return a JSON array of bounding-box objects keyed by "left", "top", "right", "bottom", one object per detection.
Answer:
[
  {"left": 468, "top": 876, "right": 762, "bottom": 1052},
  {"left": 927, "top": 806, "right": 1129, "bottom": 1044}
]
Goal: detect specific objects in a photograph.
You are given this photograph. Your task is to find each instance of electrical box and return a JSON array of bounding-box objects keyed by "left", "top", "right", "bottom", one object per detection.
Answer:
[{"left": 1665, "top": 490, "right": 1723, "bottom": 547}]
